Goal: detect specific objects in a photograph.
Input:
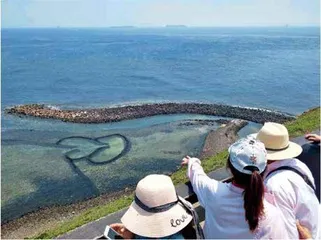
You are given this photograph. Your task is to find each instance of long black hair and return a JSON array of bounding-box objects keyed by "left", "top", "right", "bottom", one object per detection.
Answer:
[{"left": 227, "top": 157, "right": 266, "bottom": 231}]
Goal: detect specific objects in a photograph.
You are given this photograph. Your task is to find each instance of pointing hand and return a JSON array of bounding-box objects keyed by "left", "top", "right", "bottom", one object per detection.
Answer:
[{"left": 181, "top": 156, "right": 191, "bottom": 166}]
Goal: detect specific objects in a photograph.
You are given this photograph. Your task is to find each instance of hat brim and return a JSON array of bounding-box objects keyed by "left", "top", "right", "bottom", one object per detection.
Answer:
[
  {"left": 266, "top": 141, "right": 303, "bottom": 160},
  {"left": 248, "top": 133, "right": 302, "bottom": 160},
  {"left": 121, "top": 201, "right": 192, "bottom": 238},
  {"left": 249, "top": 133, "right": 258, "bottom": 138}
]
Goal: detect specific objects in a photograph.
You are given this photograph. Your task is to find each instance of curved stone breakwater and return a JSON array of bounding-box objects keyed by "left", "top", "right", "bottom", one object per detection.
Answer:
[{"left": 6, "top": 103, "right": 295, "bottom": 124}]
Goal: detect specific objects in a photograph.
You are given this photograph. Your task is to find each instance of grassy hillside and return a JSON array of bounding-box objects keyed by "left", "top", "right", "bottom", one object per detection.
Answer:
[
  {"left": 32, "top": 107, "right": 320, "bottom": 239},
  {"left": 285, "top": 107, "right": 320, "bottom": 137}
]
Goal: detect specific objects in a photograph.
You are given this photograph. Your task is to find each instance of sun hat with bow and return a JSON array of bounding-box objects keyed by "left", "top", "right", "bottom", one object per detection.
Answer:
[
  {"left": 250, "top": 122, "right": 302, "bottom": 160},
  {"left": 121, "top": 174, "right": 193, "bottom": 238}
]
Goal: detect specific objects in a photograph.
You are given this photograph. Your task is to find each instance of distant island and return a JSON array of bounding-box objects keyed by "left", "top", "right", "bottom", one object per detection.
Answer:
[
  {"left": 165, "top": 25, "right": 188, "bottom": 28},
  {"left": 109, "top": 26, "right": 135, "bottom": 29}
]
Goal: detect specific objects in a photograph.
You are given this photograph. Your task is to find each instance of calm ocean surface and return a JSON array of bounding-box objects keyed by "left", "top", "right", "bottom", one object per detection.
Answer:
[
  {"left": 2, "top": 27, "right": 320, "bottom": 113},
  {"left": 1, "top": 27, "right": 320, "bottom": 221}
]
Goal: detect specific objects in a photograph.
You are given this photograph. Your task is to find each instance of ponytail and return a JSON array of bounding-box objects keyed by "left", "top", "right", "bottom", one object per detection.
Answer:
[
  {"left": 227, "top": 158, "right": 265, "bottom": 232},
  {"left": 243, "top": 170, "right": 265, "bottom": 231}
]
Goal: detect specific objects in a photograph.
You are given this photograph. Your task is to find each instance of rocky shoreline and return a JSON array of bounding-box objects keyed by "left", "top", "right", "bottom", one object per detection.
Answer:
[
  {"left": 200, "top": 119, "right": 248, "bottom": 159},
  {"left": 6, "top": 102, "right": 294, "bottom": 124}
]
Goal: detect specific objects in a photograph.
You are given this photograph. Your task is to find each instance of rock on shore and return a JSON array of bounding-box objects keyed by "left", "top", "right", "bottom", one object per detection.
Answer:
[
  {"left": 6, "top": 103, "right": 294, "bottom": 124},
  {"left": 200, "top": 119, "right": 248, "bottom": 159}
]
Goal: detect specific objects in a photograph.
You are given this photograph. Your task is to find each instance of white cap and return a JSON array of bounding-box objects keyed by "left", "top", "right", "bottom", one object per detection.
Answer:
[{"left": 228, "top": 138, "right": 267, "bottom": 174}]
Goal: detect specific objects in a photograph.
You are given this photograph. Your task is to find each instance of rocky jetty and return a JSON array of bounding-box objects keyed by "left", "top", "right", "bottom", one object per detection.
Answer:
[
  {"left": 200, "top": 119, "right": 248, "bottom": 159},
  {"left": 178, "top": 119, "right": 230, "bottom": 127},
  {"left": 6, "top": 103, "right": 295, "bottom": 124}
]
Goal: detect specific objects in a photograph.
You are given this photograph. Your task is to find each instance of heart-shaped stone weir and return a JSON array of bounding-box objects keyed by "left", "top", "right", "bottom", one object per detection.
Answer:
[{"left": 56, "top": 134, "right": 131, "bottom": 164}]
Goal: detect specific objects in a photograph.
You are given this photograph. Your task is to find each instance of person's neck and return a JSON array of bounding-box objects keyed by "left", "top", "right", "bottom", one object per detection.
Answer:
[
  {"left": 232, "top": 180, "right": 245, "bottom": 189},
  {"left": 267, "top": 160, "right": 276, "bottom": 164}
]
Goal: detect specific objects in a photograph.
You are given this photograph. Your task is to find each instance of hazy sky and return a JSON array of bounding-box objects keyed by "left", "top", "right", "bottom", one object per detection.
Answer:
[{"left": 1, "top": 0, "right": 320, "bottom": 28}]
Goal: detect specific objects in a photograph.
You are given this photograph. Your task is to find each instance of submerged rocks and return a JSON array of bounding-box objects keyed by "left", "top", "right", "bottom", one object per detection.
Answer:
[{"left": 6, "top": 103, "right": 295, "bottom": 124}]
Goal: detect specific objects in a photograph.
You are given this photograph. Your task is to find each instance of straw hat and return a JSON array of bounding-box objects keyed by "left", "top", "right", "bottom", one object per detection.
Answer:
[
  {"left": 121, "top": 174, "right": 192, "bottom": 238},
  {"left": 250, "top": 122, "right": 302, "bottom": 160}
]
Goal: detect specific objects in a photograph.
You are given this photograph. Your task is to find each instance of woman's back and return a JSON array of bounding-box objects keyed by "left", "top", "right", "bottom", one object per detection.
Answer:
[
  {"left": 183, "top": 138, "right": 290, "bottom": 239},
  {"left": 202, "top": 180, "right": 288, "bottom": 238}
]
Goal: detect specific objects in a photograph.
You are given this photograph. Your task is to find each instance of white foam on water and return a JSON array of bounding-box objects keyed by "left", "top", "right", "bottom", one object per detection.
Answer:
[{"left": 46, "top": 105, "right": 61, "bottom": 110}]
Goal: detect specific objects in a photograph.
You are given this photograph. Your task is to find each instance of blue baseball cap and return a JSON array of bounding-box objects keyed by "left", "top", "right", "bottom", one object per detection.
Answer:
[{"left": 228, "top": 137, "right": 267, "bottom": 174}]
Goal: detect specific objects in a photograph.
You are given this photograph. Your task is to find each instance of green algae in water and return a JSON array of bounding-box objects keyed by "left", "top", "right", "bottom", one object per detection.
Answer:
[{"left": 1, "top": 117, "right": 220, "bottom": 222}]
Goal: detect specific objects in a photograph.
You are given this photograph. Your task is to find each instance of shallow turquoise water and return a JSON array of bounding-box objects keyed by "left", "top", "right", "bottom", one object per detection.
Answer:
[{"left": 1, "top": 114, "right": 261, "bottom": 221}]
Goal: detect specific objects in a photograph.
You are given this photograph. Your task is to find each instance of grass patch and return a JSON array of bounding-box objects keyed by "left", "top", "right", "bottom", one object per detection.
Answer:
[
  {"left": 31, "top": 107, "right": 320, "bottom": 239},
  {"left": 31, "top": 194, "right": 134, "bottom": 239},
  {"left": 285, "top": 107, "right": 320, "bottom": 137},
  {"left": 171, "top": 150, "right": 229, "bottom": 185}
]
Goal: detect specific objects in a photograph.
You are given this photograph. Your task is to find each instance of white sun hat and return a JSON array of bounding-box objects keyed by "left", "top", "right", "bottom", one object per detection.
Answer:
[
  {"left": 121, "top": 174, "right": 192, "bottom": 238},
  {"left": 250, "top": 122, "right": 303, "bottom": 161},
  {"left": 228, "top": 138, "right": 267, "bottom": 174}
]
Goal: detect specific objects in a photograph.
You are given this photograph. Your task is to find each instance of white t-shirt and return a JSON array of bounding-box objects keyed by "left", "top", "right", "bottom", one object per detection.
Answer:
[
  {"left": 264, "top": 158, "right": 319, "bottom": 239},
  {"left": 187, "top": 158, "right": 289, "bottom": 239}
]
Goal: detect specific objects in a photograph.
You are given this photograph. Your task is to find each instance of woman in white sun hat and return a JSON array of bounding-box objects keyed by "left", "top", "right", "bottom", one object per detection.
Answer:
[
  {"left": 110, "top": 174, "right": 204, "bottom": 239},
  {"left": 250, "top": 122, "right": 319, "bottom": 239},
  {"left": 182, "top": 137, "right": 289, "bottom": 239}
]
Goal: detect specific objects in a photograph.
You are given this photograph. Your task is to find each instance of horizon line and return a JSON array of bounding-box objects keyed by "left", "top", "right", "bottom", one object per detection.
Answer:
[{"left": 2, "top": 25, "right": 320, "bottom": 30}]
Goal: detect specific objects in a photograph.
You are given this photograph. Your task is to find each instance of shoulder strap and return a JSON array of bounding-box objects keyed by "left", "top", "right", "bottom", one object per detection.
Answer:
[
  {"left": 266, "top": 166, "right": 316, "bottom": 192},
  {"left": 178, "top": 196, "right": 205, "bottom": 239}
]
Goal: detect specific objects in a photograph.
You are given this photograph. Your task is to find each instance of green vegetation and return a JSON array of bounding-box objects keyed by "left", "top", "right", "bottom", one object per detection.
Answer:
[
  {"left": 171, "top": 150, "right": 229, "bottom": 185},
  {"left": 31, "top": 194, "right": 134, "bottom": 239},
  {"left": 31, "top": 107, "right": 320, "bottom": 239},
  {"left": 285, "top": 107, "right": 320, "bottom": 137}
]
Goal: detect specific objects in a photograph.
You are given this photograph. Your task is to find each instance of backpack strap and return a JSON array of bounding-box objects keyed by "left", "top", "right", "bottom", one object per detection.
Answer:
[
  {"left": 266, "top": 166, "right": 316, "bottom": 193},
  {"left": 178, "top": 196, "right": 205, "bottom": 239}
]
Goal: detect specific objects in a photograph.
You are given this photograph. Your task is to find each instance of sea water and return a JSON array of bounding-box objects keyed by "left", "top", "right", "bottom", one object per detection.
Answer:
[{"left": 1, "top": 27, "right": 319, "bottom": 221}]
